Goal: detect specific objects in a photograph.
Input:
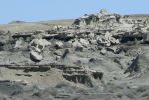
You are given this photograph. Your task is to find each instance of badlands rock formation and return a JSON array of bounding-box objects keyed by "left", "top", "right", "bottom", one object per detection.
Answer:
[{"left": 0, "top": 9, "right": 149, "bottom": 100}]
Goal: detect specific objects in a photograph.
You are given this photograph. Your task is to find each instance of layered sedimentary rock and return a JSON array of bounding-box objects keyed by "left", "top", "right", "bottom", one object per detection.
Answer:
[{"left": 1, "top": 9, "right": 149, "bottom": 100}]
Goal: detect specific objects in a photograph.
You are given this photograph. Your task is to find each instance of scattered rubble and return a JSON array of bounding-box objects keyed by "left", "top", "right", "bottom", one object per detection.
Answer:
[{"left": 0, "top": 9, "right": 149, "bottom": 100}]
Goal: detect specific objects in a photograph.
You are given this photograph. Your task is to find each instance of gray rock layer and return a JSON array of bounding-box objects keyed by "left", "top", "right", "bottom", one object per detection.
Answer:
[{"left": 0, "top": 9, "right": 149, "bottom": 100}]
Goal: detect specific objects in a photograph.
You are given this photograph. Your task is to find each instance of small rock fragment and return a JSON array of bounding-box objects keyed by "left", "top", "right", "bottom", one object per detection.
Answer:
[{"left": 100, "top": 48, "right": 107, "bottom": 55}]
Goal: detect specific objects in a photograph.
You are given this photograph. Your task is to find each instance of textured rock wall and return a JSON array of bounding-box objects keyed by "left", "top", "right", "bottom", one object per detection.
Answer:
[{"left": 1, "top": 9, "right": 149, "bottom": 100}]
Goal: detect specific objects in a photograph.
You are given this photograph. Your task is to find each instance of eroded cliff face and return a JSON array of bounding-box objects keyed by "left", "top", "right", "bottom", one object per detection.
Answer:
[{"left": 1, "top": 9, "right": 149, "bottom": 100}]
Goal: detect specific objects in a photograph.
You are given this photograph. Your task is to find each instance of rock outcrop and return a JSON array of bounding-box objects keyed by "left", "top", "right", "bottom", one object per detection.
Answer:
[{"left": 1, "top": 9, "right": 149, "bottom": 100}]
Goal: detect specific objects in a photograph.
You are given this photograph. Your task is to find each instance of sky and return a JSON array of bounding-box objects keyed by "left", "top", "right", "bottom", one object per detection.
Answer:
[{"left": 0, "top": 0, "right": 149, "bottom": 24}]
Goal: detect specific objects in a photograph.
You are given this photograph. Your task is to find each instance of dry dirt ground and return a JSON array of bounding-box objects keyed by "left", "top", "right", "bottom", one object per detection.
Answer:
[{"left": 0, "top": 19, "right": 73, "bottom": 32}]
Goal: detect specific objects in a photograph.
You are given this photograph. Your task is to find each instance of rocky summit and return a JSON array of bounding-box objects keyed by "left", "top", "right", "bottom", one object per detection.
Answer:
[{"left": 0, "top": 9, "right": 149, "bottom": 100}]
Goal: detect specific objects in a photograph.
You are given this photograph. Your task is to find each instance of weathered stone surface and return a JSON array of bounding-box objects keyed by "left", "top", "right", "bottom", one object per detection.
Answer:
[
  {"left": 79, "top": 38, "right": 89, "bottom": 47},
  {"left": 30, "top": 50, "right": 43, "bottom": 62},
  {"left": 72, "top": 40, "right": 83, "bottom": 49},
  {"left": 14, "top": 37, "right": 23, "bottom": 49},
  {"left": 55, "top": 41, "right": 64, "bottom": 49},
  {"left": 1, "top": 9, "right": 149, "bottom": 100},
  {"left": 100, "top": 48, "right": 107, "bottom": 55},
  {"left": 29, "top": 39, "right": 51, "bottom": 62}
]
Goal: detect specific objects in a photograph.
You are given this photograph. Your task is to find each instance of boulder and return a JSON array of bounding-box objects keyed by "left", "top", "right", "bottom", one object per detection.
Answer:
[
  {"left": 79, "top": 38, "right": 89, "bottom": 47},
  {"left": 72, "top": 40, "right": 82, "bottom": 48},
  {"left": 14, "top": 38, "right": 23, "bottom": 49},
  {"left": 72, "top": 40, "right": 84, "bottom": 52},
  {"left": 100, "top": 9, "right": 109, "bottom": 15},
  {"left": 30, "top": 50, "right": 43, "bottom": 62},
  {"left": 97, "top": 32, "right": 119, "bottom": 47},
  {"left": 88, "top": 33, "right": 95, "bottom": 39},
  {"left": 0, "top": 30, "right": 7, "bottom": 35},
  {"left": 97, "top": 35, "right": 111, "bottom": 47},
  {"left": 55, "top": 41, "right": 63, "bottom": 49},
  {"left": 75, "top": 46, "right": 83, "bottom": 52},
  {"left": 107, "top": 46, "right": 119, "bottom": 54},
  {"left": 29, "top": 39, "right": 51, "bottom": 53},
  {"left": 54, "top": 50, "right": 63, "bottom": 56},
  {"left": 29, "top": 39, "right": 50, "bottom": 62},
  {"left": 100, "top": 48, "right": 107, "bottom": 55},
  {"left": 90, "top": 39, "right": 97, "bottom": 45}
]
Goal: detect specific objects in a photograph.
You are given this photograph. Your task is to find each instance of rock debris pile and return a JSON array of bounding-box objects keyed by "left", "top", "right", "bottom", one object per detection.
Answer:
[{"left": 0, "top": 9, "right": 149, "bottom": 100}]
